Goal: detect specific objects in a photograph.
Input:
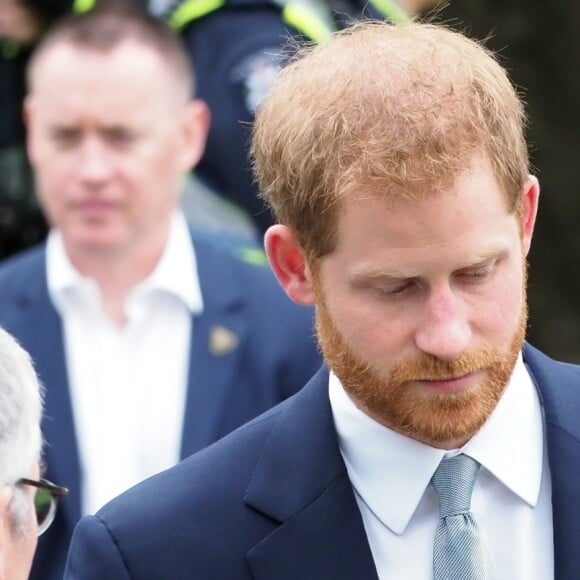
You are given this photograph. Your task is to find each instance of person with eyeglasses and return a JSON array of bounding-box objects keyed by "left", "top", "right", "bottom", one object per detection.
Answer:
[{"left": 0, "top": 325, "right": 67, "bottom": 579}]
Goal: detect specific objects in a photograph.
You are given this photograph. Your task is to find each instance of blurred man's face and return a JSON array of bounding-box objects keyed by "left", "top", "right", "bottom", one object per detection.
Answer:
[
  {"left": 312, "top": 155, "right": 538, "bottom": 448},
  {"left": 0, "top": 465, "right": 38, "bottom": 580},
  {"left": 0, "top": 0, "right": 43, "bottom": 44},
  {"left": 26, "top": 39, "right": 205, "bottom": 261}
]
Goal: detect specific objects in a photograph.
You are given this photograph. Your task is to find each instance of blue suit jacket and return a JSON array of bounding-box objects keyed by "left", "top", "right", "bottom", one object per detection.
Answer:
[
  {"left": 63, "top": 344, "right": 580, "bottom": 579},
  {"left": 0, "top": 237, "right": 322, "bottom": 580}
]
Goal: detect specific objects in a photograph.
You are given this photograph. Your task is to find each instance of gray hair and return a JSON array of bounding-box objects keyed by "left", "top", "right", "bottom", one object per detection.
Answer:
[{"left": 0, "top": 328, "right": 43, "bottom": 534}]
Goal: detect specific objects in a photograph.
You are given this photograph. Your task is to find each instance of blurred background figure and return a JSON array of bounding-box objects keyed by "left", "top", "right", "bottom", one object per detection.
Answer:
[
  {"left": 0, "top": 3, "right": 321, "bottom": 578},
  {"left": 434, "top": 0, "right": 580, "bottom": 361},
  {"left": 0, "top": 0, "right": 260, "bottom": 261},
  {"left": 0, "top": 326, "right": 67, "bottom": 579}
]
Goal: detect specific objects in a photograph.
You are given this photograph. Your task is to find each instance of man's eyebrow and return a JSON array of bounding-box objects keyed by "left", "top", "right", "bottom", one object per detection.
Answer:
[
  {"left": 460, "top": 246, "right": 508, "bottom": 267},
  {"left": 48, "top": 123, "right": 79, "bottom": 132},
  {"left": 351, "top": 268, "right": 418, "bottom": 282},
  {"left": 351, "top": 246, "right": 508, "bottom": 282}
]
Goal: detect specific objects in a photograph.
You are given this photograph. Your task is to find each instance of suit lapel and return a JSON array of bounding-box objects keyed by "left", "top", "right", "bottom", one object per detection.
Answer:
[
  {"left": 244, "top": 369, "right": 378, "bottom": 580},
  {"left": 180, "top": 239, "right": 248, "bottom": 457},
  {"left": 524, "top": 343, "right": 580, "bottom": 580},
  {"left": 8, "top": 251, "right": 82, "bottom": 530}
]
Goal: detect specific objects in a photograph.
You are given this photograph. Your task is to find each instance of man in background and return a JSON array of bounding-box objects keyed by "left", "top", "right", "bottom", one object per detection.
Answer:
[
  {"left": 0, "top": 0, "right": 259, "bottom": 259},
  {"left": 0, "top": 3, "right": 321, "bottom": 578},
  {"left": 67, "top": 21, "right": 579, "bottom": 579},
  {"left": 0, "top": 326, "right": 67, "bottom": 579}
]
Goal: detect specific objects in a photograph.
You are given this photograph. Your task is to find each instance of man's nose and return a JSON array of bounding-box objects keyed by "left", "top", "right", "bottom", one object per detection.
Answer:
[
  {"left": 414, "top": 284, "right": 471, "bottom": 361},
  {"left": 77, "top": 139, "right": 114, "bottom": 183}
]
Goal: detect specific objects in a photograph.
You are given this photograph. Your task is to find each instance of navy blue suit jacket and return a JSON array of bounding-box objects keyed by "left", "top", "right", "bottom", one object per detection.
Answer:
[
  {"left": 0, "top": 236, "right": 321, "bottom": 580},
  {"left": 63, "top": 343, "right": 580, "bottom": 579}
]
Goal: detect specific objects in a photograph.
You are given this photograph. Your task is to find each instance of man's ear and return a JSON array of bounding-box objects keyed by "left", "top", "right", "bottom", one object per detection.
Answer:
[
  {"left": 520, "top": 175, "right": 540, "bottom": 256},
  {"left": 179, "top": 99, "right": 211, "bottom": 172},
  {"left": 22, "top": 96, "right": 37, "bottom": 164},
  {"left": 264, "top": 225, "right": 316, "bottom": 305}
]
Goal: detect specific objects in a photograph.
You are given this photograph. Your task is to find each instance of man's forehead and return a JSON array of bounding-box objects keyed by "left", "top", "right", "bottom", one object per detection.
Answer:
[
  {"left": 30, "top": 42, "right": 183, "bottom": 117},
  {"left": 330, "top": 170, "right": 515, "bottom": 255},
  {"left": 31, "top": 38, "right": 166, "bottom": 87}
]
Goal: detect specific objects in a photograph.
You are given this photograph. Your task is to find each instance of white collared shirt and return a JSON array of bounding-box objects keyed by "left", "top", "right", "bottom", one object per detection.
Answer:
[
  {"left": 329, "top": 355, "right": 554, "bottom": 579},
  {"left": 47, "top": 211, "right": 203, "bottom": 515}
]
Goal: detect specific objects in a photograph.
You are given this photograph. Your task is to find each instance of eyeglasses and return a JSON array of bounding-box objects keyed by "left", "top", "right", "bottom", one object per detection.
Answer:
[{"left": 17, "top": 478, "right": 69, "bottom": 536}]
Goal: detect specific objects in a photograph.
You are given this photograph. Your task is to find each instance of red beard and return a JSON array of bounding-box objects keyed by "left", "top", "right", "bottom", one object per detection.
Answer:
[{"left": 315, "top": 287, "right": 527, "bottom": 447}]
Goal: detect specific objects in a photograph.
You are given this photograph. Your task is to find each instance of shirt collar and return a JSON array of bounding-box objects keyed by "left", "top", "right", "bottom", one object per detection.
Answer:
[
  {"left": 47, "top": 211, "right": 203, "bottom": 315},
  {"left": 464, "top": 355, "right": 543, "bottom": 507},
  {"left": 329, "top": 354, "right": 544, "bottom": 535},
  {"left": 47, "top": 230, "right": 96, "bottom": 312}
]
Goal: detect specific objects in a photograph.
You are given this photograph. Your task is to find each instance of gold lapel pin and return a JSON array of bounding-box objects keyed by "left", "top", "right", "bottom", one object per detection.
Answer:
[{"left": 209, "top": 325, "right": 239, "bottom": 356}]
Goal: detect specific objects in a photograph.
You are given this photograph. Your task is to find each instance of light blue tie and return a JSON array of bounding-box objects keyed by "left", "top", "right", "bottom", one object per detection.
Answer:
[{"left": 431, "top": 454, "right": 495, "bottom": 580}]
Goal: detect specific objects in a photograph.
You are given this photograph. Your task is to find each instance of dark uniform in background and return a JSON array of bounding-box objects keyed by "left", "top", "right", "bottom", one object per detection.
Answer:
[{"left": 154, "top": 0, "right": 411, "bottom": 232}]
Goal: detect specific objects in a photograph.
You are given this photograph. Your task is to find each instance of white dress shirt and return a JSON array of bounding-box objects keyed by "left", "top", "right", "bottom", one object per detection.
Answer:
[
  {"left": 329, "top": 355, "right": 554, "bottom": 579},
  {"left": 47, "top": 211, "right": 203, "bottom": 515}
]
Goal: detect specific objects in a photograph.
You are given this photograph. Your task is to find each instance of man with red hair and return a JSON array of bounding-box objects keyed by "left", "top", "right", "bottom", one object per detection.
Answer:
[{"left": 66, "top": 21, "right": 579, "bottom": 580}]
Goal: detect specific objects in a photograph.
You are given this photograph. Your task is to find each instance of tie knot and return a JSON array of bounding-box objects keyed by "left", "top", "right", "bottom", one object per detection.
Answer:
[{"left": 431, "top": 454, "right": 480, "bottom": 517}]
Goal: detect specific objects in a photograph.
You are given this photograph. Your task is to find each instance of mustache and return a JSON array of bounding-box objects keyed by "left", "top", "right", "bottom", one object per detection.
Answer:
[{"left": 389, "top": 347, "right": 502, "bottom": 382}]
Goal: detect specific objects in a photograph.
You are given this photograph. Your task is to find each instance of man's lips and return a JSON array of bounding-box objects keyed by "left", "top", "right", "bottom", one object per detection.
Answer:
[
  {"left": 72, "top": 199, "right": 118, "bottom": 214},
  {"left": 74, "top": 198, "right": 116, "bottom": 207},
  {"left": 414, "top": 371, "right": 481, "bottom": 394}
]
